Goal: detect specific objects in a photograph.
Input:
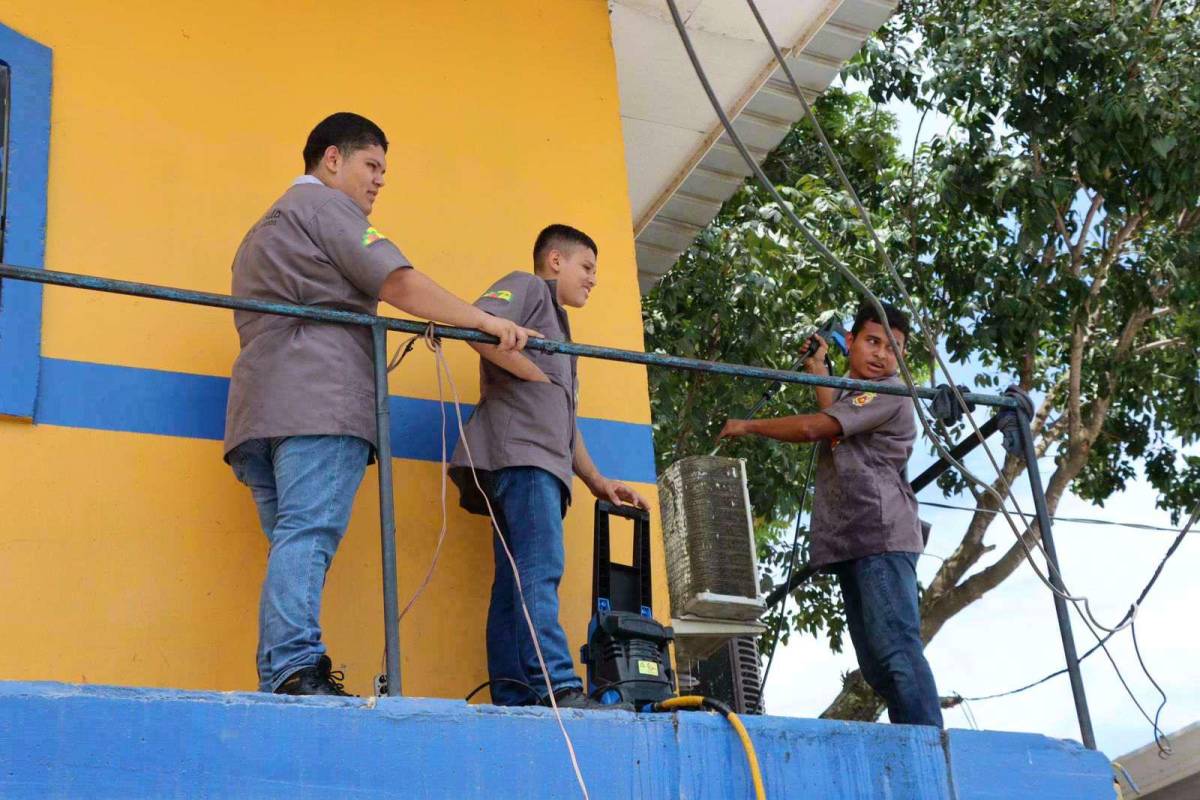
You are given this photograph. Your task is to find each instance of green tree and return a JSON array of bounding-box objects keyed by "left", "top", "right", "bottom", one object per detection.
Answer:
[
  {"left": 644, "top": 0, "right": 1200, "bottom": 721},
  {"left": 644, "top": 89, "right": 925, "bottom": 656}
]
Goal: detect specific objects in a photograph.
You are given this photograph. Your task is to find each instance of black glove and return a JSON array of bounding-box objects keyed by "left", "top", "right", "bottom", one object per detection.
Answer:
[
  {"left": 930, "top": 384, "right": 975, "bottom": 425},
  {"left": 995, "top": 385, "right": 1034, "bottom": 457}
]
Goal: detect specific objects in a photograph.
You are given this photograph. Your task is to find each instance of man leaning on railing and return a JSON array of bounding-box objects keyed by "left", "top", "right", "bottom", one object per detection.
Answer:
[{"left": 223, "top": 112, "right": 538, "bottom": 696}]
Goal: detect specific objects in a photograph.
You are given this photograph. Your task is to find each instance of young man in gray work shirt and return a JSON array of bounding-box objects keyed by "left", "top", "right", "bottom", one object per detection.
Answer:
[
  {"left": 449, "top": 224, "right": 648, "bottom": 710},
  {"left": 225, "top": 112, "right": 536, "bottom": 696},
  {"left": 719, "top": 301, "right": 942, "bottom": 727}
]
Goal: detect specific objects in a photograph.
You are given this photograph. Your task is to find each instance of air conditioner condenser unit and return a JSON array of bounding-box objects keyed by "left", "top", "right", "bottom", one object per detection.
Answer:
[{"left": 658, "top": 455, "right": 765, "bottom": 622}]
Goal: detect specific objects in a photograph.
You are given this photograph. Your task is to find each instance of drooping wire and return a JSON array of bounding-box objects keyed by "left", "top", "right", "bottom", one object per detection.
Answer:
[
  {"left": 960, "top": 697, "right": 981, "bottom": 731},
  {"left": 951, "top": 504, "right": 1196, "bottom": 754},
  {"left": 760, "top": 442, "right": 818, "bottom": 693},
  {"left": 672, "top": 0, "right": 1190, "bottom": 751},
  {"left": 738, "top": 0, "right": 1109, "bottom": 627},
  {"left": 431, "top": 333, "right": 591, "bottom": 799},
  {"left": 723, "top": 337, "right": 828, "bottom": 693},
  {"left": 382, "top": 326, "right": 591, "bottom": 799},
  {"left": 389, "top": 327, "right": 450, "bottom": 623},
  {"left": 741, "top": 0, "right": 1129, "bottom": 631},
  {"left": 1131, "top": 618, "right": 1172, "bottom": 758},
  {"left": 917, "top": 500, "right": 1198, "bottom": 534},
  {"left": 663, "top": 0, "right": 1057, "bottom": 600}
]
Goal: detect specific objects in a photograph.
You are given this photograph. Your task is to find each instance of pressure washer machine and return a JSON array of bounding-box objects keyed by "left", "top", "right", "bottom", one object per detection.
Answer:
[{"left": 581, "top": 500, "right": 676, "bottom": 708}]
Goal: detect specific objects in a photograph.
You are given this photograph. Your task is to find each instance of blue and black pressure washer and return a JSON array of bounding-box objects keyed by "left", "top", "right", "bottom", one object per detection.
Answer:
[{"left": 581, "top": 500, "right": 676, "bottom": 708}]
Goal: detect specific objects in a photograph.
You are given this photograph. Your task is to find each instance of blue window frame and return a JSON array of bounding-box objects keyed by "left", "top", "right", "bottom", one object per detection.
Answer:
[
  {"left": 1, "top": 61, "right": 9, "bottom": 262},
  {"left": 0, "top": 22, "right": 51, "bottom": 418}
]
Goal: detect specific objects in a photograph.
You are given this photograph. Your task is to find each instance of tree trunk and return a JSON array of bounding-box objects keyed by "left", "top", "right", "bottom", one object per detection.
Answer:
[{"left": 820, "top": 671, "right": 883, "bottom": 722}]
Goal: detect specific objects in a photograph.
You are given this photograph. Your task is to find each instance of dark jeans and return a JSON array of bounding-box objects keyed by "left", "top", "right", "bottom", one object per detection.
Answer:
[
  {"left": 485, "top": 466, "right": 582, "bottom": 706},
  {"left": 834, "top": 552, "right": 944, "bottom": 727}
]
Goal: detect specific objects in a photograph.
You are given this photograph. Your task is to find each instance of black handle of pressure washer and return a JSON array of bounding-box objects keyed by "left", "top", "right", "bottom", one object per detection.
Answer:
[
  {"left": 593, "top": 500, "right": 654, "bottom": 614},
  {"left": 596, "top": 499, "right": 650, "bottom": 522}
]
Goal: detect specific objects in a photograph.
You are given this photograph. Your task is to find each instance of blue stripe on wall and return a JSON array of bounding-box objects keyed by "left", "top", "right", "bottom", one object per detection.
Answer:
[
  {"left": 34, "top": 357, "right": 658, "bottom": 484},
  {"left": 36, "top": 358, "right": 230, "bottom": 440}
]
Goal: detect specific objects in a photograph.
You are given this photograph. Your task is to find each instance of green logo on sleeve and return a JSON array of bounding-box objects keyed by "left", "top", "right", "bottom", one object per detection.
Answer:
[
  {"left": 362, "top": 227, "right": 387, "bottom": 247},
  {"left": 481, "top": 290, "right": 513, "bottom": 303}
]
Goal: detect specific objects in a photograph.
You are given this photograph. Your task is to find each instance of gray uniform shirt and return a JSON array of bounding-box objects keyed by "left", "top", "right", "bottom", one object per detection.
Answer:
[
  {"left": 449, "top": 271, "right": 578, "bottom": 515},
  {"left": 808, "top": 375, "right": 923, "bottom": 567},
  {"left": 223, "top": 178, "right": 411, "bottom": 458}
]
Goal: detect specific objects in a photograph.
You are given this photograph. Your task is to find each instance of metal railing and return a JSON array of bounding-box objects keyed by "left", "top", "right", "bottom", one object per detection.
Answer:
[{"left": 0, "top": 263, "right": 1092, "bottom": 747}]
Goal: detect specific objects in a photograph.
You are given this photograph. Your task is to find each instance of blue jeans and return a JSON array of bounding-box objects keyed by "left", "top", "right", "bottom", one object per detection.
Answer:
[
  {"left": 228, "top": 435, "right": 370, "bottom": 691},
  {"left": 486, "top": 466, "right": 582, "bottom": 705},
  {"left": 834, "top": 552, "right": 944, "bottom": 727}
]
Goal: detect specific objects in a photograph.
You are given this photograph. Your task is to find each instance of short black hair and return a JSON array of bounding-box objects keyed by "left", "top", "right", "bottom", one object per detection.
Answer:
[
  {"left": 852, "top": 299, "right": 910, "bottom": 340},
  {"left": 533, "top": 224, "right": 598, "bottom": 270},
  {"left": 303, "top": 112, "right": 388, "bottom": 173}
]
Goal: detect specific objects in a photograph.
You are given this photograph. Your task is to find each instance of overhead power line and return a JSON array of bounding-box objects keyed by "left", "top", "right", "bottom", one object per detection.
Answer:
[{"left": 918, "top": 500, "right": 1198, "bottom": 534}]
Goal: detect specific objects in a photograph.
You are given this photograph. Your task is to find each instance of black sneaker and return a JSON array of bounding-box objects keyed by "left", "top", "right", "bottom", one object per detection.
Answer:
[
  {"left": 274, "top": 655, "right": 352, "bottom": 697},
  {"left": 547, "top": 687, "right": 632, "bottom": 711}
]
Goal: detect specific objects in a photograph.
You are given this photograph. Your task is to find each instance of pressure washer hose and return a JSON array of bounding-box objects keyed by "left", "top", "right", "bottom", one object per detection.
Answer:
[{"left": 653, "top": 696, "right": 766, "bottom": 800}]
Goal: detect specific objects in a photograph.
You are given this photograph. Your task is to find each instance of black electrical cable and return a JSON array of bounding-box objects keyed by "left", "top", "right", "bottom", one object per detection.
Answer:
[
  {"left": 730, "top": 2, "right": 1190, "bottom": 754},
  {"left": 660, "top": 0, "right": 935, "bottom": 427},
  {"left": 953, "top": 504, "right": 1196, "bottom": 753},
  {"left": 741, "top": 0, "right": 1026, "bottom": 491},
  {"left": 671, "top": 0, "right": 1182, "bottom": 756},
  {"left": 736, "top": 0, "right": 1124, "bottom": 637},
  {"left": 956, "top": 634, "right": 1115, "bottom": 704},
  {"left": 743, "top": 328, "right": 831, "bottom": 419},
  {"left": 738, "top": 0, "right": 1012, "bottom": 479},
  {"left": 759, "top": 442, "right": 819, "bottom": 693},
  {"left": 463, "top": 678, "right": 541, "bottom": 705},
  {"left": 917, "top": 500, "right": 1198, "bottom": 534},
  {"left": 951, "top": 609, "right": 1167, "bottom": 752},
  {"left": 724, "top": 339, "right": 829, "bottom": 693},
  {"left": 1131, "top": 618, "right": 1172, "bottom": 758},
  {"left": 663, "top": 0, "right": 1057, "bottom": 600}
]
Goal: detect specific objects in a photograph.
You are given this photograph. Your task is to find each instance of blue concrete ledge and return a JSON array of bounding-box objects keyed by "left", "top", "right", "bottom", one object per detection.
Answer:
[{"left": 0, "top": 682, "right": 1112, "bottom": 799}]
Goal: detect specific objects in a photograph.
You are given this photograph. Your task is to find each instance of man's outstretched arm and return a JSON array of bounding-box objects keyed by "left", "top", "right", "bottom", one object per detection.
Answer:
[
  {"left": 718, "top": 412, "right": 842, "bottom": 444},
  {"left": 378, "top": 268, "right": 538, "bottom": 351}
]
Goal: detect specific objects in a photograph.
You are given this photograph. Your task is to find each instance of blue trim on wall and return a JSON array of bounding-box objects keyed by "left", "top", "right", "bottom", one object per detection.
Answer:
[
  {"left": 36, "top": 358, "right": 230, "bottom": 440},
  {"left": 0, "top": 22, "right": 52, "bottom": 418},
  {"left": 35, "top": 357, "right": 658, "bottom": 483},
  {"left": 0, "top": 682, "right": 1113, "bottom": 799}
]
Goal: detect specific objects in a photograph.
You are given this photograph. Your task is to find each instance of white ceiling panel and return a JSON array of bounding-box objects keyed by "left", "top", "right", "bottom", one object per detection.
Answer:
[{"left": 611, "top": 0, "right": 899, "bottom": 292}]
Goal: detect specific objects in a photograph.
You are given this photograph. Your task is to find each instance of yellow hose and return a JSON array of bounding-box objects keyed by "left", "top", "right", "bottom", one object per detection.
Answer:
[
  {"left": 657, "top": 695, "right": 705, "bottom": 711},
  {"left": 657, "top": 696, "right": 766, "bottom": 800}
]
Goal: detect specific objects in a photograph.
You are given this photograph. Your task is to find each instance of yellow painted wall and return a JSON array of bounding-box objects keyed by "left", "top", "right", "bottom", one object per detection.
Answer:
[{"left": 0, "top": 1, "right": 667, "bottom": 698}]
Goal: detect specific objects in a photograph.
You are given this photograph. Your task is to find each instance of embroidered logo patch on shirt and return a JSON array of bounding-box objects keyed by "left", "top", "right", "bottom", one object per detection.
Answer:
[
  {"left": 851, "top": 392, "right": 876, "bottom": 407},
  {"left": 362, "top": 227, "right": 387, "bottom": 247},
  {"left": 482, "top": 290, "right": 513, "bottom": 303}
]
